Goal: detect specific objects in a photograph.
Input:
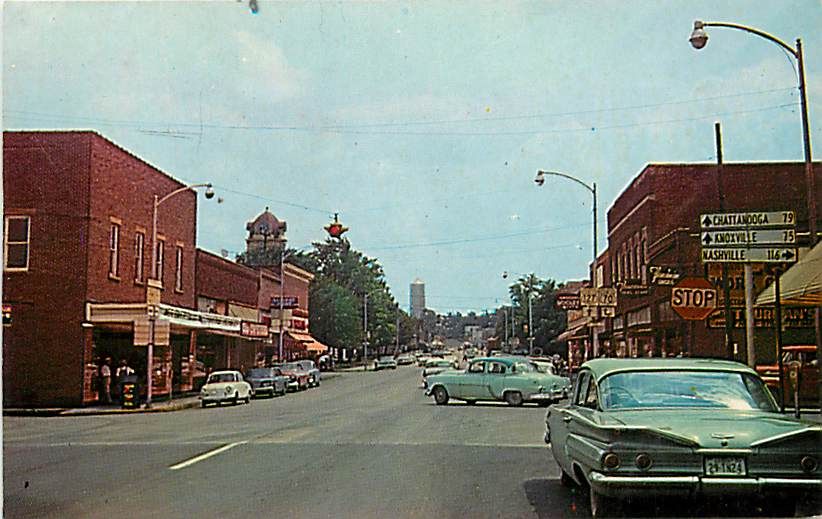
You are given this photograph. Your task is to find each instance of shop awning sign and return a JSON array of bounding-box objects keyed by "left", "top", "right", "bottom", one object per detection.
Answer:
[
  {"left": 271, "top": 296, "right": 299, "bottom": 309},
  {"left": 556, "top": 294, "right": 581, "bottom": 310},
  {"left": 240, "top": 321, "right": 269, "bottom": 338}
]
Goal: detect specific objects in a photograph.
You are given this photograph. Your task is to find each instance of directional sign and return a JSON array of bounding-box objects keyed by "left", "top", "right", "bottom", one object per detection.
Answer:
[
  {"left": 700, "top": 211, "right": 796, "bottom": 230},
  {"left": 701, "top": 248, "right": 797, "bottom": 263},
  {"left": 671, "top": 277, "right": 717, "bottom": 320},
  {"left": 580, "top": 287, "right": 617, "bottom": 307},
  {"left": 701, "top": 228, "right": 796, "bottom": 247}
]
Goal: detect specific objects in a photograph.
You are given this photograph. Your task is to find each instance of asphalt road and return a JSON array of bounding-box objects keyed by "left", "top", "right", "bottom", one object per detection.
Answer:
[
  {"left": 4, "top": 366, "right": 818, "bottom": 518},
  {"left": 5, "top": 366, "right": 578, "bottom": 519}
]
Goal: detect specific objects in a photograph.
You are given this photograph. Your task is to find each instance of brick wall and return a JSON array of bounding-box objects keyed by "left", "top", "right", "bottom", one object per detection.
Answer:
[{"left": 195, "top": 249, "right": 259, "bottom": 308}]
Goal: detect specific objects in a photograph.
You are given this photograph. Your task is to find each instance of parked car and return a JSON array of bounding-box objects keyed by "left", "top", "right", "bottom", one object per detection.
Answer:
[
  {"left": 244, "top": 367, "right": 287, "bottom": 398},
  {"left": 396, "top": 354, "right": 414, "bottom": 365},
  {"left": 425, "top": 357, "right": 570, "bottom": 406},
  {"left": 545, "top": 358, "right": 822, "bottom": 518},
  {"left": 756, "top": 345, "right": 817, "bottom": 408},
  {"left": 276, "top": 363, "right": 311, "bottom": 391},
  {"left": 416, "top": 354, "right": 432, "bottom": 367},
  {"left": 374, "top": 356, "right": 398, "bottom": 370},
  {"left": 295, "top": 359, "right": 322, "bottom": 387},
  {"left": 200, "top": 370, "right": 252, "bottom": 407}
]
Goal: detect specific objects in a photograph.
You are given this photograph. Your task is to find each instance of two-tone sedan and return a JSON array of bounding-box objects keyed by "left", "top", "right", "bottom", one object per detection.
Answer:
[
  {"left": 200, "top": 370, "right": 252, "bottom": 407},
  {"left": 295, "top": 359, "right": 322, "bottom": 387},
  {"left": 276, "top": 363, "right": 311, "bottom": 391},
  {"left": 545, "top": 358, "right": 822, "bottom": 518},
  {"left": 425, "top": 357, "right": 570, "bottom": 406}
]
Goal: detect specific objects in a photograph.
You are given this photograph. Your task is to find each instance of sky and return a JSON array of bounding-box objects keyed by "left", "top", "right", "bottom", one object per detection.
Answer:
[{"left": 3, "top": 1, "right": 821, "bottom": 314}]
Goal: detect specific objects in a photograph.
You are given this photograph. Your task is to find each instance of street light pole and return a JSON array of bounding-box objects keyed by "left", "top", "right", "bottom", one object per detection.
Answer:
[
  {"left": 147, "top": 182, "right": 213, "bottom": 408},
  {"left": 535, "top": 170, "right": 599, "bottom": 355},
  {"left": 528, "top": 289, "right": 534, "bottom": 356},
  {"left": 363, "top": 293, "right": 369, "bottom": 370},
  {"left": 278, "top": 240, "right": 287, "bottom": 363}
]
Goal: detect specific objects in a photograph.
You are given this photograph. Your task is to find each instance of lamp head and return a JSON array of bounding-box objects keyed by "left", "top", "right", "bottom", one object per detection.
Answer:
[
  {"left": 534, "top": 171, "right": 545, "bottom": 187},
  {"left": 502, "top": 271, "right": 509, "bottom": 279},
  {"left": 689, "top": 20, "right": 708, "bottom": 50},
  {"left": 204, "top": 184, "right": 215, "bottom": 199}
]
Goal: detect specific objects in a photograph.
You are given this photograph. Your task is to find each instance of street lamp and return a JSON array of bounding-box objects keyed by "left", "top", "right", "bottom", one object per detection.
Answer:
[
  {"left": 146, "top": 182, "right": 215, "bottom": 408},
  {"left": 688, "top": 20, "right": 816, "bottom": 246},
  {"left": 502, "top": 271, "right": 535, "bottom": 355},
  {"left": 535, "top": 170, "right": 598, "bottom": 264},
  {"left": 278, "top": 238, "right": 288, "bottom": 364}
]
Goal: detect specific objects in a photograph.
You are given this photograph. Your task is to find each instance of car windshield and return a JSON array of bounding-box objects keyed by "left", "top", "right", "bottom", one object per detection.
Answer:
[
  {"left": 283, "top": 363, "right": 302, "bottom": 371},
  {"left": 599, "top": 370, "right": 777, "bottom": 411},
  {"left": 207, "top": 373, "right": 235, "bottom": 384},
  {"left": 246, "top": 368, "right": 272, "bottom": 378}
]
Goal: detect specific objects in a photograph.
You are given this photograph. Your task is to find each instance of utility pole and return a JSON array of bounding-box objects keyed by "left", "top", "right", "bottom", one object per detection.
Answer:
[{"left": 363, "top": 293, "right": 369, "bottom": 370}]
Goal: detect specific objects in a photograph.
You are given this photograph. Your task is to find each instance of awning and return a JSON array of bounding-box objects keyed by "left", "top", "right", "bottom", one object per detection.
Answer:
[
  {"left": 306, "top": 338, "right": 329, "bottom": 353},
  {"left": 557, "top": 326, "right": 589, "bottom": 342},
  {"left": 286, "top": 331, "right": 314, "bottom": 343},
  {"left": 756, "top": 243, "right": 822, "bottom": 306},
  {"left": 285, "top": 331, "right": 328, "bottom": 353}
]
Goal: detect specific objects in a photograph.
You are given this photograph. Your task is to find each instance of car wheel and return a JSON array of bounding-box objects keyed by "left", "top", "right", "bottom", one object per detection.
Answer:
[
  {"left": 432, "top": 386, "right": 449, "bottom": 405},
  {"left": 504, "top": 391, "right": 524, "bottom": 407},
  {"left": 559, "top": 469, "right": 575, "bottom": 488},
  {"left": 589, "top": 488, "right": 622, "bottom": 518},
  {"left": 201, "top": 400, "right": 208, "bottom": 408}
]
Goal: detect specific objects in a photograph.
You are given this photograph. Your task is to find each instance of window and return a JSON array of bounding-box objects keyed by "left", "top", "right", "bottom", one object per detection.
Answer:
[
  {"left": 174, "top": 245, "right": 184, "bottom": 292},
  {"left": 134, "top": 232, "right": 145, "bottom": 282},
  {"left": 155, "top": 239, "right": 165, "bottom": 283},
  {"left": 468, "top": 361, "right": 485, "bottom": 373},
  {"left": 4, "top": 216, "right": 30, "bottom": 270},
  {"left": 488, "top": 362, "right": 506, "bottom": 374},
  {"left": 109, "top": 223, "right": 120, "bottom": 278},
  {"left": 584, "top": 378, "right": 598, "bottom": 409},
  {"left": 574, "top": 371, "right": 591, "bottom": 405}
]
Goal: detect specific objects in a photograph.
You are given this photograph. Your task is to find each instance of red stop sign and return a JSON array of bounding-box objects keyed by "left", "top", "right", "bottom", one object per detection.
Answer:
[{"left": 671, "top": 277, "right": 717, "bottom": 320}]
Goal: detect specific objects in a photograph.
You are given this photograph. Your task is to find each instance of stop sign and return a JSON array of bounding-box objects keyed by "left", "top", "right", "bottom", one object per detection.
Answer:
[{"left": 671, "top": 277, "right": 717, "bottom": 320}]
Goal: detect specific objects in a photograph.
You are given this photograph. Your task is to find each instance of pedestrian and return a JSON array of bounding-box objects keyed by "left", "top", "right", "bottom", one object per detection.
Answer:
[
  {"left": 116, "top": 359, "right": 134, "bottom": 380},
  {"left": 100, "top": 357, "right": 112, "bottom": 404}
]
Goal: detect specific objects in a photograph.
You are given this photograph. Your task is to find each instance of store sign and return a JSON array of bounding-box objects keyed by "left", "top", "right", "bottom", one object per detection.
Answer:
[
  {"left": 291, "top": 318, "right": 308, "bottom": 330},
  {"left": 271, "top": 296, "right": 299, "bottom": 309},
  {"left": 708, "top": 306, "right": 815, "bottom": 329},
  {"left": 619, "top": 284, "right": 650, "bottom": 297},
  {"left": 648, "top": 265, "right": 681, "bottom": 286},
  {"left": 241, "top": 321, "right": 269, "bottom": 338},
  {"left": 556, "top": 294, "right": 581, "bottom": 310}
]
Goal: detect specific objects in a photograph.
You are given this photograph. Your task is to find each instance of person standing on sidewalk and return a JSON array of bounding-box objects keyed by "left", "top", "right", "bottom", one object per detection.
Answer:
[{"left": 99, "top": 358, "right": 112, "bottom": 404}]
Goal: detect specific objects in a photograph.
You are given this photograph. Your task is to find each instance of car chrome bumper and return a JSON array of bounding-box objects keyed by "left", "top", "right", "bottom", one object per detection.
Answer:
[
  {"left": 528, "top": 390, "right": 564, "bottom": 401},
  {"left": 589, "top": 471, "right": 822, "bottom": 497}
]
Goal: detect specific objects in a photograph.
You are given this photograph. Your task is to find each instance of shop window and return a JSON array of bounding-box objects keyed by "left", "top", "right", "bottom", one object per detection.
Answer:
[
  {"left": 134, "top": 232, "right": 145, "bottom": 283},
  {"left": 4, "top": 216, "right": 30, "bottom": 271},
  {"left": 109, "top": 223, "right": 120, "bottom": 278},
  {"left": 175, "top": 246, "right": 184, "bottom": 292}
]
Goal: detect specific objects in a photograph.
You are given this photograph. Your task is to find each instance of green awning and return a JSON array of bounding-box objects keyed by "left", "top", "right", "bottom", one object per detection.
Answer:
[{"left": 755, "top": 243, "right": 822, "bottom": 307}]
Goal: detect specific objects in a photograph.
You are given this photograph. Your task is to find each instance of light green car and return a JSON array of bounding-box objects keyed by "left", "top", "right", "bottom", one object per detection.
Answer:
[
  {"left": 425, "top": 357, "right": 571, "bottom": 406},
  {"left": 545, "top": 358, "right": 822, "bottom": 518}
]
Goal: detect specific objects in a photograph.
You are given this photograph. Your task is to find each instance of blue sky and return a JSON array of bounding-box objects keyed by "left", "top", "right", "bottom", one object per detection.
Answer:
[{"left": 4, "top": 1, "right": 821, "bottom": 313}]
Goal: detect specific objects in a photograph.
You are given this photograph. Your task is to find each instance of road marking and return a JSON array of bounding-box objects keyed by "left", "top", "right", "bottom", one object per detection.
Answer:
[{"left": 169, "top": 441, "right": 247, "bottom": 471}]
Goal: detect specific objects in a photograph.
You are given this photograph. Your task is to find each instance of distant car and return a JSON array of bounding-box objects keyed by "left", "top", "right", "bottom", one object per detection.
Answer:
[
  {"left": 425, "top": 357, "right": 570, "bottom": 406},
  {"left": 374, "top": 356, "right": 398, "bottom": 370},
  {"left": 276, "top": 363, "right": 311, "bottom": 391},
  {"left": 756, "top": 345, "right": 817, "bottom": 408},
  {"left": 245, "top": 367, "right": 287, "bottom": 398},
  {"left": 416, "top": 354, "right": 432, "bottom": 367},
  {"left": 396, "top": 354, "right": 414, "bottom": 365},
  {"left": 200, "top": 370, "right": 252, "bottom": 407},
  {"left": 545, "top": 358, "right": 822, "bottom": 518},
  {"left": 295, "top": 359, "right": 322, "bottom": 387}
]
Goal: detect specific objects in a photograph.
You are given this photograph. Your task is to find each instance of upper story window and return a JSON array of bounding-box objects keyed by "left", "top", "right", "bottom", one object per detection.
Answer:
[
  {"left": 4, "top": 216, "right": 30, "bottom": 271},
  {"left": 109, "top": 223, "right": 121, "bottom": 278},
  {"left": 134, "top": 232, "right": 145, "bottom": 283},
  {"left": 175, "top": 245, "right": 184, "bottom": 292},
  {"left": 155, "top": 239, "right": 165, "bottom": 284}
]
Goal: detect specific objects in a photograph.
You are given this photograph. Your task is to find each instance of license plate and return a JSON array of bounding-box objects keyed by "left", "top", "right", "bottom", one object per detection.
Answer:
[{"left": 704, "top": 456, "right": 746, "bottom": 476}]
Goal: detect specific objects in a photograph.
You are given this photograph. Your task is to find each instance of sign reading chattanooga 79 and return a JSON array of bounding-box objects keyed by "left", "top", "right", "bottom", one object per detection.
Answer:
[{"left": 700, "top": 211, "right": 795, "bottom": 229}]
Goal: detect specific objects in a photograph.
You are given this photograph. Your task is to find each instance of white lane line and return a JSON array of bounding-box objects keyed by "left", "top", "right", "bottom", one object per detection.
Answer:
[{"left": 169, "top": 441, "right": 247, "bottom": 471}]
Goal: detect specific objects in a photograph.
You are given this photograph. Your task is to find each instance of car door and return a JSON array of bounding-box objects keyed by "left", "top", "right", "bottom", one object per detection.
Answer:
[
  {"left": 457, "top": 360, "right": 487, "bottom": 399},
  {"left": 549, "top": 370, "right": 592, "bottom": 473},
  {"left": 485, "top": 360, "right": 510, "bottom": 399}
]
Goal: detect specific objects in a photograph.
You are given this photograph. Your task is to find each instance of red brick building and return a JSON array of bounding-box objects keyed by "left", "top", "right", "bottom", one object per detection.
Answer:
[
  {"left": 596, "top": 162, "right": 820, "bottom": 362},
  {"left": 3, "top": 131, "right": 203, "bottom": 406}
]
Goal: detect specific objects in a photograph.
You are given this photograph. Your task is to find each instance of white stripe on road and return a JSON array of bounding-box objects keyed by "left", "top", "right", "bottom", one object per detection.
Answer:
[{"left": 169, "top": 441, "right": 247, "bottom": 471}]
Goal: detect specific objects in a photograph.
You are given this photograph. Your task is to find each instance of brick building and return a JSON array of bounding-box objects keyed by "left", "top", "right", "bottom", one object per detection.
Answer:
[
  {"left": 3, "top": 131, "right": 205, "bottom": 406},
  {"left": 595, "top": 162, "right": 820, "bottom": 362}
]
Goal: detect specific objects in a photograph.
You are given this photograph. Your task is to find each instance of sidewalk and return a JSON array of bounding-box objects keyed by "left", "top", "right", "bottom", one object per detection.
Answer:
[{"left": 4, "top": 372, "right": 343, "bottom": 417}]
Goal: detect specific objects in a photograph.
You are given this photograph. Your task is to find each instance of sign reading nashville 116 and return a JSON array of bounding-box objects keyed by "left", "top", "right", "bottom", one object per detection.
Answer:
[{"left": 700, "top": 210, "right": 797, "bottom": 264}]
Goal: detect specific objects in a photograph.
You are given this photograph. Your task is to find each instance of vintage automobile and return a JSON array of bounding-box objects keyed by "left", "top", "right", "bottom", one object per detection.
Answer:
[
  {"left": 199, "top": 370, "right": 252, "bottom": 407},
  {"left": 276, "top": 362, "right": 311, "bottom": 391},
  {"left": 425, "top": 357, "right": 571, "bottom": 406},
  {"left": 421, "top": 358, "right": 459, "bottom": 388},
  {"left": 244, "top": 367, "right": 288, "bottom": 398},
  {"left": 295, "top": 359, "right": 322, "bottom": 387},
  {"left": 756, "top": 345, "right": 817, "bottom": 408},
  {"left": 374, "top": 356, "right": 398, "bottom": 370},
  {"left": 545, "top": 358, "right": 822, "bottom": 518},
  {"left": 396, "top": 353, "right": 414, "bottom": 365}
]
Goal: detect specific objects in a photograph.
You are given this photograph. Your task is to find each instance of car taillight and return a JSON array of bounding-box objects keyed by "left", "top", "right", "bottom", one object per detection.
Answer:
[
  {"left": 635, "top": 453, "right": 652, "bottom": 470},
  {"left": 602, "top": 453, "right": 620, "bottom": 470},
  {"left": 801, "top": 456, "right": 818, "bottom": 473}
]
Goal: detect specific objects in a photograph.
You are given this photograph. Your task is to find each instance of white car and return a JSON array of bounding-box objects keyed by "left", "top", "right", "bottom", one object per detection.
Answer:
[{"left": 200, "top": 370, "right": 252, "bottom": 407}]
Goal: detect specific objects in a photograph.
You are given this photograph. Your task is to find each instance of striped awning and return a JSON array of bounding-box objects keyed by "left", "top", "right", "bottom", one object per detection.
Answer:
[{"left": 756, "top": 243, "right": 822, "bottom": 307}]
